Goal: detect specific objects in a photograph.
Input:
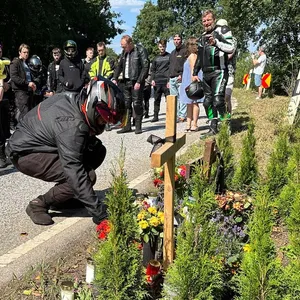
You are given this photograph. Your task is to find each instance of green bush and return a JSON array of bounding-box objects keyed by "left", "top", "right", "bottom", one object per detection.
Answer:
[
  {"left": 93, "top": 147, "right": 146, "bottom": 300},
  {"left": 232, "top": 120, "right": 258, "bottom": 192},
  {"left": 234, "top": 187, "right": 283, "bottom": 300},
  {"left": 163, "top": 166, "right": 223, "bottom": 299}
]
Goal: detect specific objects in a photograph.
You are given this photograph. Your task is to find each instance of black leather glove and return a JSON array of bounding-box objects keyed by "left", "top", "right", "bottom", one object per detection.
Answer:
[{"left": 92, "top": 203, "right": 108, "bottom": 225}]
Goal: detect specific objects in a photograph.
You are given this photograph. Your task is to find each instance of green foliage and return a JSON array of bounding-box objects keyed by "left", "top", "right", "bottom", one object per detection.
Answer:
[
  {"left": 132, "top": 1, "right": 174, "bottom": 60},
  {"left": 163, "top": 166, "right": 223, "bottom": 299},
  {"left": 266, "top": 132, "right": 290, "bottom": 196},
  {"left": 93, "top": 146, "right": 146, "bottom": 300},
  {"left": 157, "top": 0, "right": 220, "bottom": 40},
  {"left": 216, "top": 121, "right": 235, "bottom": 189},
  {"left": 0, "top": 0, "right": 123, "bottom": 64},
  {"left": 235, "top": 187, "right": 283, "bottom": 300},
  {"left": 234, "top": 52, "right": 253, "bottom": 89},
  {"left": 232, "top": 120, "right": 258, "bottom": 191},
  {"left": 275, "top": 142, "right": 300, "bottom": 220}
]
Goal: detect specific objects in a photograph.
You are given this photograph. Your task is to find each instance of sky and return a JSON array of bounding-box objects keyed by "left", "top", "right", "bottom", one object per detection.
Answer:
[{"left": 109, "top": 0, "right": 157, "bottom": 54}]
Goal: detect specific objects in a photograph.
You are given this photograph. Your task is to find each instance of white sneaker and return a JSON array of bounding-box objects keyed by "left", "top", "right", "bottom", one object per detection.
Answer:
[{"left": 256, "top": 96, "right": 262, "bottom": 100}]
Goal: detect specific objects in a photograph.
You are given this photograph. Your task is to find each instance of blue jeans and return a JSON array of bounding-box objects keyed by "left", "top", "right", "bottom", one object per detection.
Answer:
[{"left": 169, "top": 77, "right": 187, "bottom": 119}]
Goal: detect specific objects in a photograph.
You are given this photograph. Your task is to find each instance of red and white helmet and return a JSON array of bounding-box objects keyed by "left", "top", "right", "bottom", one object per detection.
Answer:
[{"left": 84, "top": 76, "right": 127, "bottom": 134}]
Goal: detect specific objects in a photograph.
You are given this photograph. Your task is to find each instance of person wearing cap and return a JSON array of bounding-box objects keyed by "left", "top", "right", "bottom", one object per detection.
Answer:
[
  {"left": 193, "top": 10, "right": 235, "bottom": 137},
  {"left": 6, "top": 76, "right": 126, "bottom": 226},
  {"left": 252, "top": 46, "right": 267, "bottom": 100},
  {"left": 168, "top": 34, "right": 187, "bottom": 122},
  {"left": 216, "top": 19, "right": 237, "bottom": 115},
  {"left": 47, "top": 48, "right": 63, "bottom": 95}
]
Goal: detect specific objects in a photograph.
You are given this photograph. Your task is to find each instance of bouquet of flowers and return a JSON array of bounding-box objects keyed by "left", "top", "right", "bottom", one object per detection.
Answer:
[
  {"left": 137, "top": 201, "right": 164, "bottom": 244},
  {"left": 153, "top": 164, "right": 187, "bottom": 199}
]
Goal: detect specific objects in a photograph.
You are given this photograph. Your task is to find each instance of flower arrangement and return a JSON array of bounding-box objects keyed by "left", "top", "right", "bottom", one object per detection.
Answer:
[
  {"left": 96, "top": 220, "right": 111, "bottom": 240},
  {"left": 137, "top": 201, "right": 164, "bottom": 244},
  {"left": 153, "top": 165, "right": 188, "bottom": 199}
]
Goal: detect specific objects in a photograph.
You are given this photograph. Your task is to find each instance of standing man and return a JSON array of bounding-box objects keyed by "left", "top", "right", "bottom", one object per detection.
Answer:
[
  {"left": 169, "top": 34, "right": 186, "bottom": 122},
  {"left": 89, "top": 42, "right": 115, "bottom": 80},
  {"left": 10, "top": 44, "right": 36, "bottom": 122},
  {"left": 0, "top": 43, "right": 12, "bottom": 168},
  {"left": 47, "top": 48, "right": 63, "bottom": 95},
  {"left": 216, "top": 19, "right": 237, "bottom": 115},
  {"left": 150, "top": 39, "right": 170, "bottom": 122},
  {"left": 112, "top": 35, "right": 149, "bottom": 134},
  {"left": 82, "top": 47, "right": 94, "bottom": 73},
  {"left": 252, "top": 46, "right": 267, "bottom": 100},
  {"left": 193, "top": 10, "right": 235, "bottom": 137}
]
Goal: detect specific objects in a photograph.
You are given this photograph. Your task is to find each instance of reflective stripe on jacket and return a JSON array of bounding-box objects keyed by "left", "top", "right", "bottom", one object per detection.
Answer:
[{"left": 89, "top": 56, "right": 114, "bottom": 79}]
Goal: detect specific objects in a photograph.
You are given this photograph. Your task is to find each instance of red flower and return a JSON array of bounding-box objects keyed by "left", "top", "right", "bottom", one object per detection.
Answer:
[
  {"left": 96, "top": 220, "right": 111, "bottom": 240},
  {"left": 153, "top": 178, "right": 163, "bottom": 187},
  {"left": 174, "top": 174, "right": 179, "bottom": 182}
]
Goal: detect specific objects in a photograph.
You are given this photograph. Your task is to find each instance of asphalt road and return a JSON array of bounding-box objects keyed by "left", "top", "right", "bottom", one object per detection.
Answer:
[{"left": 0, "top": 97, "right": 209, "bottom": 286}]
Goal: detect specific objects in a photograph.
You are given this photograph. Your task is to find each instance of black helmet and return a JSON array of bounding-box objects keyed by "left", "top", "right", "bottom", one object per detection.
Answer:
[
  {"left": 63, "top": 40, "right": 77, "bottom": 59},
  {"left": 84, "top": 76, "right": 127, "bottom": 134},
  {"left": 28, "top": 55, "right": 42, "bottom": 73},
  {"left": 185, "top": 80, "right": 204, "bottom": 100}
]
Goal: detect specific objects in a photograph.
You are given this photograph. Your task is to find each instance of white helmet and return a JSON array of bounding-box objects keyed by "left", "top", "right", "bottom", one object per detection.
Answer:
[{"left": 216, "top": 19, "right": 228, "bottom": 26}]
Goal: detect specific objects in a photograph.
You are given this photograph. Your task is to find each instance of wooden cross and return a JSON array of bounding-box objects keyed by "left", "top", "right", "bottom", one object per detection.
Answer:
[{"left": 151, "top": 95, "right": 186, "bottom": 269}]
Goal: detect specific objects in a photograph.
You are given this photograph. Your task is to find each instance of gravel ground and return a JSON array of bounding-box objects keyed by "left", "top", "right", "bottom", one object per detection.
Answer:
[{"left": 0, "top": 96, "right": 209, "bottom": 285}]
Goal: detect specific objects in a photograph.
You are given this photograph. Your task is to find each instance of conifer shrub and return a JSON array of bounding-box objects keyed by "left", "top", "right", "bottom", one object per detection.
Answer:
[
  {"left": 283, "top": 190, "right": 300, "bottom": 299},
  {"left": 276, "top": 143, "right": 300, "bottom": 220},
  {"left": 266, "top": 132, "right": 290, "bottom": 196},
  {"left": 232, "top": 120, "right": 258, "bottom": 192},
  {"left": 163, "top": 166, "right": 224, "bottom": 299},
  {"left": 234, "top": 187, "right": 283, "bottom": 300},
  {"left": 93, "top": 147, "right": 146, "bottom": 300},
  {"left": 216, "top": 121, "right": 235, "bottom": 190}
]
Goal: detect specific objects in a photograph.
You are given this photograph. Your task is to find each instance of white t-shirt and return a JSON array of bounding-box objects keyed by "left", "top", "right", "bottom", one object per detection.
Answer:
[{"left": 254, "top": 54, "right": 266, "bottom": 75}]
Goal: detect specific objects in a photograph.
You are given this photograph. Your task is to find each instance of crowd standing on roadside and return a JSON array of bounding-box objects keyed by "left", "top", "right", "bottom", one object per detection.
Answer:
[{"left": 1, "top": 9, "right": 268, "bottom": 226}]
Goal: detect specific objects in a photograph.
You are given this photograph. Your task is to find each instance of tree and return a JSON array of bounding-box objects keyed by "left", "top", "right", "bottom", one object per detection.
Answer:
[
  {"left": 132, "top": 1, "right": 173, "bottom": 60},
  {"left": 0, "top": 0, "right": 123, "bottom": 65}
]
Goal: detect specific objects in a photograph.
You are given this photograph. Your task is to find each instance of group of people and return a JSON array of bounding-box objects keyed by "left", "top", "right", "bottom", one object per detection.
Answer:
[{"left": 0, "top": 9, "right": 267, "bottom": 227}]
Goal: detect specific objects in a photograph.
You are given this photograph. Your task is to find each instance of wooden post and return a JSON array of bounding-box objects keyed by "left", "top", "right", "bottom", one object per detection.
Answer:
[
  {"left": 203, "top": 139, "right": 216, "bottom": 178},
  {"left": 151, "top": 95, "right": 186, "bottom": 269}
]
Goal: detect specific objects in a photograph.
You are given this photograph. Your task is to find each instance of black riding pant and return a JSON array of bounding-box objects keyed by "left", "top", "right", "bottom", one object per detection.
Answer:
[
  {"left": 123, "top": 79, "right": 144, "bottom": 118},
  {"left": 203, "top": 70, "right": 228, "bottom": 120},
  {"left": 9, "top": 139, "right": 106, "bottom": 206},
  {"left": 153, "top": 84, "right": 169, "bottom": 113}
]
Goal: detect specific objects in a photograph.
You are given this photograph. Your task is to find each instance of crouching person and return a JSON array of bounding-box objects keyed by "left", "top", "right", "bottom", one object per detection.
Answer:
[{"left": 6, "top": 76, "right": 126, "bottom": 225}]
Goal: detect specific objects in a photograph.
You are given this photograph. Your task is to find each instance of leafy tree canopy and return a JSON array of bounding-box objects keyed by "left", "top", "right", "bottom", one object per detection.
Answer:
[{"left": 0, "top": 0, "right": 123, "bottom": 65}]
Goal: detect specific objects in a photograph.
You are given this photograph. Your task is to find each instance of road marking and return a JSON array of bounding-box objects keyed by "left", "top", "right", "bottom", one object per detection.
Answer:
[{"left": 0, "top": 170, "right": 152, "bottom": 268}]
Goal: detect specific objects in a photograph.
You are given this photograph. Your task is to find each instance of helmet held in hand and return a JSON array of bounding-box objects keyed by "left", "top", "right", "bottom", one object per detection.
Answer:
[{"left": 185, "top": 80, "right": 204, "bottom": 100}]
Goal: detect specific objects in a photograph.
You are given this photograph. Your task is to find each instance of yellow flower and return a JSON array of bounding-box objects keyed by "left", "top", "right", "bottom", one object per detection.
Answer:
[
  {"left": 148, "top": 207, "right": 157, "bottom": 215},
  {"left": 139, "top": 220, "right": 149, "bottom": 229},
  {"left": 243, "top": 244, "right": 251, "bottom": 252},
  {"left": 158, "top": 211, "right": 164, "bottom": 224},
  {"left": 137, "top": 212, "right": 146, "bottom": 220},
  {"left": 149, "top": 216, "right": 160, "bottom": 227}
]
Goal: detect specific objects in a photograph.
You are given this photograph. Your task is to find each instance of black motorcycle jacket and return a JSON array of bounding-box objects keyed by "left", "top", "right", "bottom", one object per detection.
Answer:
[
  {"left": 193, "top": 25, "right": 235, "bottom": 75},
  {"left": 7, "top": 93, "right": 103, "bottom": 218},
  {"left": 113, "top": 44, "right": 149, "bottom": 83},
  {"left": 47, "top": 60, "right": 63, "bottom": 93}
]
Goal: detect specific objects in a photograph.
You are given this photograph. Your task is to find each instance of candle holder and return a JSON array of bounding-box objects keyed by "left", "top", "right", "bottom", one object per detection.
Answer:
[
  {"left": 86, "top": 258, "right": 95, "bottom": 284},
  {"left": 146, "top": 259, "right": 161, "bottom": 283},
  {"left": 60, "top": 280, "right": 74, "bottom": 300}
]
